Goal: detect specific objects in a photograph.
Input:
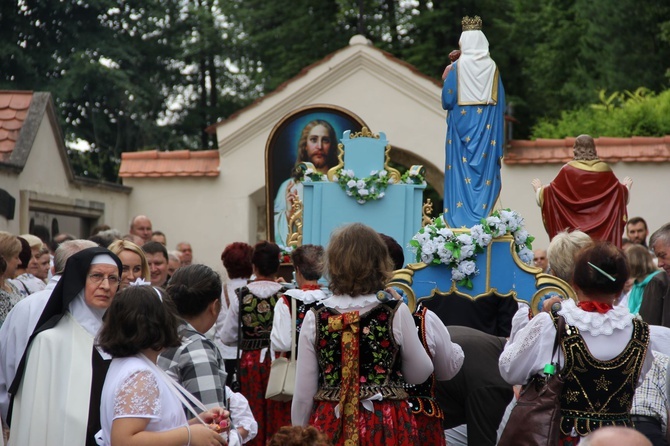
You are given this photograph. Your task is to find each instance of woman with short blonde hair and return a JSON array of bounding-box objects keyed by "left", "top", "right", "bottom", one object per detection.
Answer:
[{"left": 108, "top": 239, "right": 150, "bottom": 289}]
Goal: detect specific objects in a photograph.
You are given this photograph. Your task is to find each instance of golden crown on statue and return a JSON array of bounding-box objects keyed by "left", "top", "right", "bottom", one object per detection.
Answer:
[{"left": 461, "top": 15, "right": 483, "bottom": 31}]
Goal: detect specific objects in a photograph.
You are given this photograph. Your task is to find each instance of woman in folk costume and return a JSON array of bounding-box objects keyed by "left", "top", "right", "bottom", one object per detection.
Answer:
[
  {"left": 8, "top": 247, "right": 122, "bottom": 446},
  {"left": 215, "top": 242, "right": 254, "bottom": 387},
  {"left": 499, "top": 242, "right": 652, "bottom": 444},
  {"left": 271, "top": 244, "right": 328, "bottom": 354},
  {"left": 378, "top": 232, "right": 465, "bottom": 445},
  {"left": 221, "top": 241, "right": 287, "bottom": 445},
  {"left": 292, "top": 223, "right": 433, "bottom": 445},
  {"left": 270, "top": 245, "right": 328, "bottom": 429},
  {"left": 407, "top": 301, "right": 464, "bottom": 446}
]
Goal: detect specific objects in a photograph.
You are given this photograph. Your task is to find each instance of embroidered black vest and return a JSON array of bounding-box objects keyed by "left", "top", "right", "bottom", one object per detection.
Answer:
[
  {"left": 312, "top": 300, "right": 409, "bottom": 401},
  {"left": 237, "top": 286, "right": 284, "bottom": 351},
  {"left": 282, "top": 295, "right": 318, "bottom": 359},
  {"left": 407, "top": 305, "right": 443, "bottom": 419},
  {"left": 559, "top": 317, "right": 649, "bottom": 436}
]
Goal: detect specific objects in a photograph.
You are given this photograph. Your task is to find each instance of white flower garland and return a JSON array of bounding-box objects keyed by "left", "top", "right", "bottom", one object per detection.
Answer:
[
  {"left": 409, "top": 209, "right": 535, "bottom": 289},
  {"left": 334, "top": 169, "right": 393, "bottom": 204}
]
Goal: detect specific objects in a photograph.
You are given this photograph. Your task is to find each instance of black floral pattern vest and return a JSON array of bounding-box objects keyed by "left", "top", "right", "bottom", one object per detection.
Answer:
[
  {"left": 407, "top": 305, "right": 443, "bottom": 419},
  {"left": 558, "top": 317, "right": 649, "bottom": 436},
  {"left": 282, "top": 295, "right": 318, "bottom": 359},
  {"left": 312, "top": 300, "right": 409, "bottom": 401},
  {"left": 237, "top": 286, "right": 285, "bottom": 351}
]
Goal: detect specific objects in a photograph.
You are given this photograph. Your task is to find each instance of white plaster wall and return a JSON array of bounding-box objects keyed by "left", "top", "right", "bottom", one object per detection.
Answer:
[
  {"left": 122, "top": 176, "right": 237, "bottom": 276},
  {"left": 501, "top": 161, "right": 670, "bottom": 250}
]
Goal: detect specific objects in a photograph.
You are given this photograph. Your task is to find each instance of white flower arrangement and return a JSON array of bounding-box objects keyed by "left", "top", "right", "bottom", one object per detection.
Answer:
[
  {"left": 409, "top": 209, "right": 535, "bottom": 289},
  {"left": 334, "top": 168, "right": 393, "bottom": 204},
  {"left": 295, "top": 167, "right": 327, "bottom": 183},
  {"left": 399, "top": 170, "right": 425, "bottom": 185}
]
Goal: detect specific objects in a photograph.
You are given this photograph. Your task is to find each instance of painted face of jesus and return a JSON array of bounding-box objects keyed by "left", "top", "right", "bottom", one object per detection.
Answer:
[{"left": 306, "top": 125, "right": 332, "bottom": 169}]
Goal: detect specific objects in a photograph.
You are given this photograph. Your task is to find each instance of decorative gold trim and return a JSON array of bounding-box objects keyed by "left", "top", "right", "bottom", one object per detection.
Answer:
[
  {"left": 422, "top": 199, "right": 434, "bottom": 227},
  {"left": 349, "top": 127, "right": 378, "bottom": 139},
  {"left": 567, "top": 160, "right": 613, "bottom": 173},
  {"left": 529, "top": 275, "right": 577, "bottom": 316},
  {"left": 286, "top": 198, "right": 303, "bottom": 248},
  {"left": 384, "top": 144, "right": 401, "bottom": 182},
  {"left": 327, "top": 142, "right": 345, "bottom": 181}
]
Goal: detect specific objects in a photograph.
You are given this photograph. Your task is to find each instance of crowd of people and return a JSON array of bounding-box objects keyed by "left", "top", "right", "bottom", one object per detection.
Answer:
[{"left": 0, "top": 211, "right": 667, "bottom": 446}]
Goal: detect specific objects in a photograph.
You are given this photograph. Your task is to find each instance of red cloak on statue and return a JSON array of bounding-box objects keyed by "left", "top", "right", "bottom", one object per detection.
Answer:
[{"left": 540, "top": 160, "right": 628, "bottom": 248}]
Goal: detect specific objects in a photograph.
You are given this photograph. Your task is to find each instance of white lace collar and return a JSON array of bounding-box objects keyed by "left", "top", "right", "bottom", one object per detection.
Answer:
[
  {"left": 558, "top": 298, "right": 633, "bottom": 336},
  {"left": 323, "top": 293, "right": 379, "bottom": 310},
  {"left": 247, "top": 280, "right": 283, "bottom": 298},
  {"left": 284, "top": 288, "right": 328, "bottom": 304}
]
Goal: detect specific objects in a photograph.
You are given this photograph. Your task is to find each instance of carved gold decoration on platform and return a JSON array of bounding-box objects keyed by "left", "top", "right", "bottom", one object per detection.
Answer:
[
  {"left": 384, "top": 144, "right": 401, "bottom": 183},
  {"left": 422, "top": 199, "right": 434, "bottom": 227},
  {"left": 349, "top": 127, "right": 378, "bottom": 139},
  {"left": 286, "top": 198, "right": 303, "bottom": 248},
  {"left": 327, "top": 127, "right": 401, "bottom": 183},
  {"left": 327, "top": 143, "right": 345, "bottom": 181}
]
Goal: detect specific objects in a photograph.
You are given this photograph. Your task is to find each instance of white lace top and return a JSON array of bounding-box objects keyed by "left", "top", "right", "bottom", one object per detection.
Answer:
[
  {"left": 98, "top": 356, "right": 187, "bottom": 445},
  {"left": 499, "top": 299, "right": 654, "bottom": 386}
]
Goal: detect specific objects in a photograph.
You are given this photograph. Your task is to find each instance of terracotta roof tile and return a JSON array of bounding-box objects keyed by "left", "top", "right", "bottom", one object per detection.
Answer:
[
  {"left": 118, "top": 149, "right": 220, "bottom": 178},
  {"left": 0, "top": 92, "right": 33, "bottom": 158},
  {"left": 505, "top": 136, "right": 670, "bottom": 164}
]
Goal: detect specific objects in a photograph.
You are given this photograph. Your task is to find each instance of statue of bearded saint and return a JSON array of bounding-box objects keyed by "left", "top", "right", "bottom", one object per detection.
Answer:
[{"left": 531, "top": 134, "right": 633, "bottom": 248}]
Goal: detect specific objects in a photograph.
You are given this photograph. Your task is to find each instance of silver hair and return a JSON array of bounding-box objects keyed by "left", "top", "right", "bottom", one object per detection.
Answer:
[
  {"left": 54, "top": 240, "right": 98, "bottom": 274},
  {"left": 650, "top": 223, "right": 670, "bottom": 253}
]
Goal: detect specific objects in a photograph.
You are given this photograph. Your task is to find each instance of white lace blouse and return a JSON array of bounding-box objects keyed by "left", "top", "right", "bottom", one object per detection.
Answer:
[
  {"left": 499, "top": 299, "right": 654, "bottom": 386},
  {"left": 291, "top": 294, "right": 434, "bottom": 426},
  {"left": 98, "top": 356, "right": 187, "bottom": 445}
]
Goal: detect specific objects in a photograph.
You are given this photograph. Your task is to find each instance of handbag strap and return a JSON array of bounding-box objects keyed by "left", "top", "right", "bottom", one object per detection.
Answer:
[
  {"left": 549, "top": 314, "right": 566, "bottom": 370},
  {"left": 235, "top": 286, "right": 243, "bottom": 376},
  {"left": 290, "top": 295, "right": 297, "bottom": 359},
  {"left": 139, "top": 354, "right": 209, "bottom": 425}
]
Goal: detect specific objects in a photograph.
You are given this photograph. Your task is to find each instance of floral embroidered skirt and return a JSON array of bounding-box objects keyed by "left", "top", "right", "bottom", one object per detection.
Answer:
[
  {"left": 239, "top": 349, "right": 291, "bottom": 445},
  {"left": 310, "top": 400, "right": 419, "bottom": 446},
  {"left": 414, "top": 413, "right": 445, "bottom": 446}
]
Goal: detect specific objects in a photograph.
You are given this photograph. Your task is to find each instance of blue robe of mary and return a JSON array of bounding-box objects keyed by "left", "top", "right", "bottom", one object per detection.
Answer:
[{"left": 442, "top": 62, "right": 505, "bottom": 228}]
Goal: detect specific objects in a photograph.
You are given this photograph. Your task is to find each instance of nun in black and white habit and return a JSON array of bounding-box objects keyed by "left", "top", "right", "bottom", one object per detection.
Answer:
[{"left": 8, "top": 247, "right": 122, "bottom": 446}]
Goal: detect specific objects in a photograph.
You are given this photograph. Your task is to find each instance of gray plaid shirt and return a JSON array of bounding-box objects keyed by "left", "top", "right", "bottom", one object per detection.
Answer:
[{"left": 158, "top": 321, "right": 228, "bottom": 415}]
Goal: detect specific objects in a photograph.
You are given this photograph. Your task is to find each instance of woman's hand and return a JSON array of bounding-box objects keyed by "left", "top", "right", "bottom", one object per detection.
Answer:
[
  {"left": 190, "top": 424, "right": 227, "bottom": 446},
  {"left": 196, "top": 407, "right": 230, "bottom": 427}
]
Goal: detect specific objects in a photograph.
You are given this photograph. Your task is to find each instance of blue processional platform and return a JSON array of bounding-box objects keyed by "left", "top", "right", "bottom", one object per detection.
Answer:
[{"left": 286, "top": 127, "right": 575, "bottom": 332}]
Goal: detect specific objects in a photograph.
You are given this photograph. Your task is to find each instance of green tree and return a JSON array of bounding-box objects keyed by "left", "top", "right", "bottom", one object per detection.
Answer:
[{"left": 224, "top": 0, "right": 349, "bottom": 93}]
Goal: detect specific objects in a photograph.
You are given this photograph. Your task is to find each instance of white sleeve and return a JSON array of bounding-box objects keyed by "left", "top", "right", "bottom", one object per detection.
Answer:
[
  {"left": 114, "top": 370, "right": 161, "bottom": 419},
  {"left": 226, "top": 386, "right": 258, "bottom": 443},
  {"left": 221, "top": 291, "right": 240, "bottom": 344},
  {"left": 394, "top": 303, "right": 434, "bottom": 384},
  {"left": 214, "top": 289, "right": 229, "bottom": 344},
  {"left": 508, "top": 302, "right": 531, "bottom": 344},
  {"left": 270, "top": 298, "right": 291, "bottom": 353},
  {"left": 498, "top": 312, "right": 556, "bottom": 385},
  {"left": 650, "top": 325, "right": 670, "bottom": 357},
  {"left": 424, "top": 310, "right": 464, "bottom": 381},
  {"left": 291, "top": 310, "right": 318, "bottom": 426}
]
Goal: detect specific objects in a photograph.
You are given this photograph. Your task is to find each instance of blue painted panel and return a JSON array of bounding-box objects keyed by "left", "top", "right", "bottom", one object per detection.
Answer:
[{"left": 302, "top": 181, "right": 424, "bottom": 263}]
